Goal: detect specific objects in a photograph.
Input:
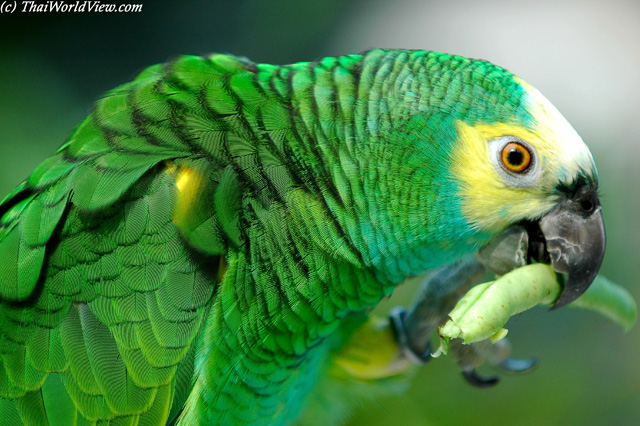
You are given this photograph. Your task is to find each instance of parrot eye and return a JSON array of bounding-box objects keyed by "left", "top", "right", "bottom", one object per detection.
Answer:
[
  {"left": 501, "top": 142, "right": 531, "bottom": 172},
  {"left": 489, "top": 137, "right": 541, "bottom": 188}
]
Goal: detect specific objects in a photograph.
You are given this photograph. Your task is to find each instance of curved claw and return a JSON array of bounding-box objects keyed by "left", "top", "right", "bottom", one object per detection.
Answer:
[
  {"left": 389, "top": 307, "right": 432, "bottom": 365},
  {"left": 462, "top": 370, "right": 500, "bottom": 388},
  {"left": 498, "top": 357, "right": 538, "bottom": 373}
]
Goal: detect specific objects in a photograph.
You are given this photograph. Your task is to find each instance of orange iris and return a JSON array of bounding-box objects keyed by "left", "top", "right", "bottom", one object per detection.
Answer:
[{"left": 501, "top": 142, "right": 531, "bottom": 172}]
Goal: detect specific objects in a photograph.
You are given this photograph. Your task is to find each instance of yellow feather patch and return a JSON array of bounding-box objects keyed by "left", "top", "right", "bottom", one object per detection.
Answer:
[
  {"left": 452, "top": 121, "right": 556, "bottom": 234},
  {"left": 172, "top": 165, "right": 207, "bottom": 230},
  {"left": 330, "top": 317, "right": 413, "bottom": 380}
]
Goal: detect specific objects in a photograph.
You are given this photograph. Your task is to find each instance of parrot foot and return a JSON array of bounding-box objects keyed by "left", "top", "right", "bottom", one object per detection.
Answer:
[
  {"left": 389, "top": 259, "right": 485, "bottom": 365},
  {"left": 390, "top": 252, "right": 538, "bottom": 386},
  {"left": 449, "top": 337, "right": 538, "bottom": 388},
  {"left": 389, "top": 307, "right": 432, "bottom": 364},
  {"left": 460, "top": 357, "right": 538, "bottom": 388}
]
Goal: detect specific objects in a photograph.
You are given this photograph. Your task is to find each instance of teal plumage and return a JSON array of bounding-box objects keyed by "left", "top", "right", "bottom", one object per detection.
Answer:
[{"left": 0, "top": 49, "right": 600, "bottom": 425}]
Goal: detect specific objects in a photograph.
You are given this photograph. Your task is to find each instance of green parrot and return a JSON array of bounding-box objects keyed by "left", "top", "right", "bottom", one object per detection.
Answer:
[{"left": 0, "top": 49, "right": 606, "bottom": 425}]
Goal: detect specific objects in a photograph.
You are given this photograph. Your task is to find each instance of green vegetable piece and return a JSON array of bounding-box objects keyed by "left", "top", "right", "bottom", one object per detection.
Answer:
[
  {"left": 571, "top": 275, "right": 637, "bottom": 332},
  {"left": 440, "top": 263, "right": 637, "bottom": 345}
]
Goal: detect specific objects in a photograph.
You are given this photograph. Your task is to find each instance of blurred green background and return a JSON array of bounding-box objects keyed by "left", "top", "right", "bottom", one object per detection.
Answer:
[{"left": 1, "top": 0, "right": 638, "bottom": 424}]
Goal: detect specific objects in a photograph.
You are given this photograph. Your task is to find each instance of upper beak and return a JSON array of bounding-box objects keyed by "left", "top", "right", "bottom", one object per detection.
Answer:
[{"left": 539, "top": 185, "right": 606, "bottom": 309}]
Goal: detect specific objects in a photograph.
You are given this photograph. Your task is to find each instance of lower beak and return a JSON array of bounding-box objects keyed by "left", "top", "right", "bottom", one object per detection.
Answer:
[{"left": 539, "top": 186, "right": 606, "bottom": 309}]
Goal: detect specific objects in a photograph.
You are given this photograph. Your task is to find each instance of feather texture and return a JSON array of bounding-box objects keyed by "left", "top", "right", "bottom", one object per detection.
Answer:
[{"left": 0, "top": 49, "right": 591, "bottom": 425}]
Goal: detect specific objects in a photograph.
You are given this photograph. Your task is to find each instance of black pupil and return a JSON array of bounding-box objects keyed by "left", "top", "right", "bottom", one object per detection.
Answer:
[{"left": 507, "top": 148, "right": 524, "bottom": 166}]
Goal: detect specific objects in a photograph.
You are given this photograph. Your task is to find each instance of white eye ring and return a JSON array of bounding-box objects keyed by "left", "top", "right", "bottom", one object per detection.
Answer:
[{"left": 489, "top": 136, "right": 541, "bottom": 188}]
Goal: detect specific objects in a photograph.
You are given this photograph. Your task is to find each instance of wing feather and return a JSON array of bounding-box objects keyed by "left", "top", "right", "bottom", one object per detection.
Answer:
[{"left": 0, "top": 59, "right": 225, "bottom": 423}]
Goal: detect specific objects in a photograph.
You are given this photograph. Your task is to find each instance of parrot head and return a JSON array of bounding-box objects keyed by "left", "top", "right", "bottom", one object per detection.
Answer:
[{"left": 450, "top": 76, "right": 605, "bottom": 309}]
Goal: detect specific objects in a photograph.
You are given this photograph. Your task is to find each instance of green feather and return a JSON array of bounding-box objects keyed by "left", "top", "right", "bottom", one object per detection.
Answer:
[
  {"left": 14, "top": 390, "right": 49, "bottom": 426},
  {"left": 41, "top": 373, "right": 78, "bottom": 426},
  {"left": 0, "top": 395, "right": 23, "bottom": 426},
  {"left": 79, "top": 304, "right": 156, "bottom": 415},
  {"left": 0, "top": 49, "right": 573, "bottom": 425},
  {"left": 26, "top": 328, "right": 67, "bottom": 373}
]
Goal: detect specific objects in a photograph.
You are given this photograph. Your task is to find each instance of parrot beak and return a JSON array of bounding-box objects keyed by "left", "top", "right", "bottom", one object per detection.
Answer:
[{"left": 538, "top": 185, "right": 606, "bottom": 309}]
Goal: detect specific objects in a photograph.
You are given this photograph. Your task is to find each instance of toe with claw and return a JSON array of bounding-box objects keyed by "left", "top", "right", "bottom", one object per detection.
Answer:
[
  {"left": 389, "top": 225, "right": 542, "bottom": 387},
  {"left": 390, "top": 258, "right": 485, "bottom": 366},
  {"left": 449, "top": 337, "right": 537, "bottom": 388}
]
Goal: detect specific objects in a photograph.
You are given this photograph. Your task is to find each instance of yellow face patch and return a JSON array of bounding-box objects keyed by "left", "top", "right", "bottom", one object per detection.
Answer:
[
  {"left": 451, "top": 81, "right": 596, "bottom": 234},
  {"left": 452, "top": 121, "right": 556, "bottom": 233}
]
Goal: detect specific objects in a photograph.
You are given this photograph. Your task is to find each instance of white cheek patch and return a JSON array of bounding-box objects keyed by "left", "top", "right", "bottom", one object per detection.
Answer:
[{"left": 516, "top": 78, "right": 596, "bottom": 182}]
